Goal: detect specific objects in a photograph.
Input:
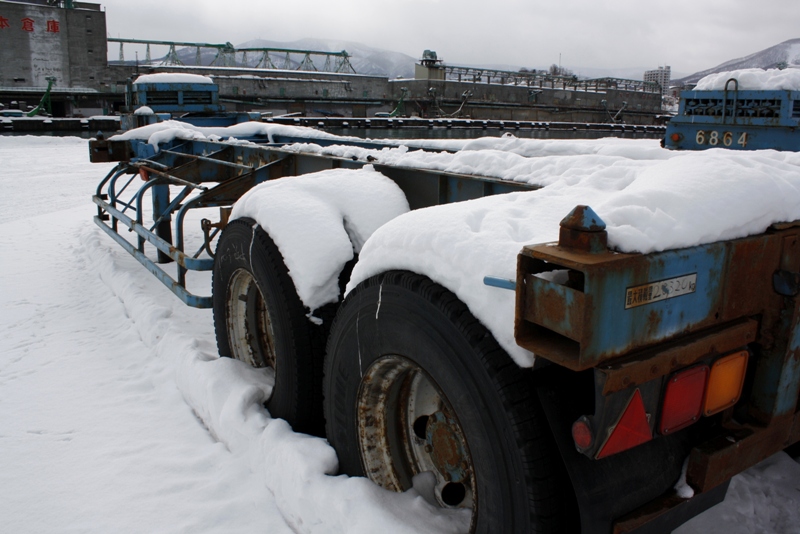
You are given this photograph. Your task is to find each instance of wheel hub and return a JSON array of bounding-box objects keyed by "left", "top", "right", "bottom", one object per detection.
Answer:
[
  {"left": 356, "top": 355, "right": 475, "bottom": 513},
  {"left": 427, "top": 411, "right": 469, "bottom": 484},
  {"left": 226, "top": 268, "right": 276, "bottom": 370}
]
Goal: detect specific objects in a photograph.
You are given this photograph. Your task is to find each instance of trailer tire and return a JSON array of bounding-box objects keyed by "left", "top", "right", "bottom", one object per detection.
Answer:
[
  {"left": 213, "top": 218, "right": 327, "bottom": 436},
  {"left": 323, "top": 271, "right": 576, "bottom": 533}
]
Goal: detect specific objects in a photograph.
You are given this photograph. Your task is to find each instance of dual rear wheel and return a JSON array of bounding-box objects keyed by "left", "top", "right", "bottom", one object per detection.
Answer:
[
  {"left": 324, "top": 271, "right": 574, "bottom": 533},
  {"left": 213, "top": 222, "right": 572, "bottom": 532}
]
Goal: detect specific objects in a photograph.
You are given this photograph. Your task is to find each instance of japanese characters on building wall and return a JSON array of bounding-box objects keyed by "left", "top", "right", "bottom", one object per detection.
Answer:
[
  {"left": 0, "top": 1, "right": 112, "bottom": 116},
  {"left": 0, "top": 14, "right": 60, "bottom": 33},
  {"left": 0, "top": 6, "right": 69, "bottom": 88}
]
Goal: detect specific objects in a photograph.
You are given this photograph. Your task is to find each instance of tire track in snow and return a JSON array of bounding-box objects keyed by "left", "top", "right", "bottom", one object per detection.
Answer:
[{"left": 81, "top": 224, "right": 470, "bottom": 534}]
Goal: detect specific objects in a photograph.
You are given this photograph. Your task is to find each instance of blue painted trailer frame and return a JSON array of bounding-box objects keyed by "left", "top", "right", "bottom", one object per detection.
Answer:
[
  {"left": 89, "top": 133, "right": 800, "bottom": 534},
  {"left": 90, "top": 136, "right": 538, "bottom": 309}
]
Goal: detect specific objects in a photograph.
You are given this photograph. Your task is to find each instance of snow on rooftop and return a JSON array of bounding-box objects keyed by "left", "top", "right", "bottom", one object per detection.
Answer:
[
  {"left": 694, "top": 68, "right": 800, "bottom": 91},
  {"left": 133, "top": 73, "right": 215, "bottom": 85}
]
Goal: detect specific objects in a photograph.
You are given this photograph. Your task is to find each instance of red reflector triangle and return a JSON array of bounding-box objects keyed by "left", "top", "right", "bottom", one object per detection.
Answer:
[{"left": 597, "top": 389, "right": 652, "bottom": 459}]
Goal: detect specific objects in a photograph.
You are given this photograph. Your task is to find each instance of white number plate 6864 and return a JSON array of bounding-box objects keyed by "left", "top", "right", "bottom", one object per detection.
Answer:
[{"left": 695, "top": 130, "right": 748, "bottom": 147}]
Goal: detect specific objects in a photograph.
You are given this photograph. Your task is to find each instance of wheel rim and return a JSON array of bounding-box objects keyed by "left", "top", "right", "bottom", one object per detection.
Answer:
[
  {"left": 357, "top": 355, "right": 476, "bottom": 517},
  {"left": 225, "top": 268, "right": 277, "bottom": 370}
]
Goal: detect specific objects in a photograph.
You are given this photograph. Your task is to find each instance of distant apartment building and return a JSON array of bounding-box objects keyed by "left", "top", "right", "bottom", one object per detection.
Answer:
[{"left": 644, "top": 66, "right": 671, "bottom": 96}]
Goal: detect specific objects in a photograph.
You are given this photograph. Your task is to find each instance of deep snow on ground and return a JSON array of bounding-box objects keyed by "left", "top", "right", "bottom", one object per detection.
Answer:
[{"left": 0, "top": 135, "right": 798, "bottom": 533}]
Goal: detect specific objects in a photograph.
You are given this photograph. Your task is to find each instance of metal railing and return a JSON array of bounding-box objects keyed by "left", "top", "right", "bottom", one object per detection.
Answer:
[{"left": 441, "top": 65, "right": 661, "bottom": 93}]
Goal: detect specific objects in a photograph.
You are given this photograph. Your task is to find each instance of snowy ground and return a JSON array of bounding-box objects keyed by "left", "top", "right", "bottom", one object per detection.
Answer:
[{"left": 1, "top": 135, "right": 798, "bottom": 533}]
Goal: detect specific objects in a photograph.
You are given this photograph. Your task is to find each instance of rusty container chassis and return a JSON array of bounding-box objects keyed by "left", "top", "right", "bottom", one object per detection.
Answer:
[
  {"left": 90, "top": 136, "right": 537, "bottom": 308},
  {"left": 516, "top": 209, "right": 800, "bottom": 532},
  {"left": 90, "top": 134, "right": 800, "bottom": 534}
]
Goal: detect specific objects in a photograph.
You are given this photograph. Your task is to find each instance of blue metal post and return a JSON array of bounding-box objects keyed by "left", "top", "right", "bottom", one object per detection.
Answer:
[{"left": 151, "top": 183, "right": 173, "bottom": 263}]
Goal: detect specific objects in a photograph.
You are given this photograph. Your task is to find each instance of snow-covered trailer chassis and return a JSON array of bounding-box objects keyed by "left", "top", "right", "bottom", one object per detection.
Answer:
[
  {"left": 90, "top": 136, "right": 527, "bottom": 307},
  {"left": 89, "top": 136, "right": 800, "bottom": 534}
]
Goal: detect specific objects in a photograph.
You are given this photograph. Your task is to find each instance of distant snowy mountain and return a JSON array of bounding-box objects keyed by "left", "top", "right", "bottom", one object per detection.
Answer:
[
  {"left": 158, "top": 37, "right": 800, "bottom": 86},
  {"left": 238, "top": 38, "right": 419, "bottom": 78},
  {"left": 673, "top": 38, "right": 800, "bottom": 86}
]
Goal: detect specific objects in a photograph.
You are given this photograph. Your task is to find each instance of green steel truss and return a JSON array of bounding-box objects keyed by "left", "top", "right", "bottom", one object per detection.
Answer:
[{"left": 109, "top": 38, "right": 356, "bottom": 73}]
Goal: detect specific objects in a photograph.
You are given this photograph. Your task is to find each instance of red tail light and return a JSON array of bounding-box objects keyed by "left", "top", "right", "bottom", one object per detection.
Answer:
[
  {"left": 572, "top": 418, "right": 593, "bottom": 450},
  {"left": 597, "top": 389, "right": 652, "bottom": 459},
  {"left": 660, "top": 365, "right": 708, "bottom": 435}
]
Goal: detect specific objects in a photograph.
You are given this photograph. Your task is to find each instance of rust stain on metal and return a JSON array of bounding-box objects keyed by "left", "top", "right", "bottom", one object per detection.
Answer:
[
  {"left": 612, "top": 492, "right": 690, "bottom": 534},
  {"left": 645, "top": 309, "right": 663, "bottom": 338},
  {"left": 514, "top": 227, "right": 800, "bottom": 370},
  {"left": 430, "top": 423, "right": 461, "bottom": 471},
  {"left": 598, "top": 319, "right": 758, "bottom": 395},
  {"left": 686, "top": 414, "right": 795, "bottom": 492},
  {"left": 720, "top": 236, "right": 782, "bottom": 320},
  {"left": 531, "top": 284, "right": 566, "bottom": 326}
]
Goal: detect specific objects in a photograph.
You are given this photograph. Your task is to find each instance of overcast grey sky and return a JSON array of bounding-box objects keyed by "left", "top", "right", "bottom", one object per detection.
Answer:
[{"left": 98, "top": 0, "right": 799, "bottom": 77}]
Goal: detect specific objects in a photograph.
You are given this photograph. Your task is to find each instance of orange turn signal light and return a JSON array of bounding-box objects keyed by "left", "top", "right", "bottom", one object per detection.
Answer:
[
  {"left": 670, "top": 133, "right": 683, "bottom": 142},
  {"left": 703, "top": 350, "right": 749, "bottom": 416}
]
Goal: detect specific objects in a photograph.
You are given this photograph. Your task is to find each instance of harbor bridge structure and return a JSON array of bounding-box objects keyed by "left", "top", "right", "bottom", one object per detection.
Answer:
[{"left": 108, "top": 38, "right": 356, "bottom": 74}]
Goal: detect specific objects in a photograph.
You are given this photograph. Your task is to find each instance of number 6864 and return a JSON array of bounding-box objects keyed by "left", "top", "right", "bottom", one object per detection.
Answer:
[{"left": 695, "top": 130, "right": 748, "bottom": 147}]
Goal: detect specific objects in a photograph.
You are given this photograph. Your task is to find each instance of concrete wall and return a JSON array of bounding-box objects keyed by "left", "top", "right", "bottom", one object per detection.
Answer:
[
  {"left": 63, "top": 5, "right": 107, "bottom": 88},
  {"left": 104, "top": 65, "right": 394, "bottom": 116},
  {"left": 0, "top": 0, "right": 106, "bottom": 89},
  {"left": 391, "top": 79, "right": 663, "bottom": 124},
  {"left": 211, "top": 72, "right": 390, "bottom": 102}
]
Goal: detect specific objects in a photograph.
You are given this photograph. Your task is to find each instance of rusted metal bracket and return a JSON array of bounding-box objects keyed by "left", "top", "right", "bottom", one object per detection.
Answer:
[
  {"left": 596, "top": 319, "right": 758, "bottom": 395},
  {"left": 515, "top": 206, "right": 788, "bottom": 371},
  {"left": 89, "top": 138, "right": 135, "bottom": 163},
  {"left": 687, "top": 410, "right": 800, "bottom": 492},
  {"left": 200, "top": 207, "right": 232, "bottom": 259}
]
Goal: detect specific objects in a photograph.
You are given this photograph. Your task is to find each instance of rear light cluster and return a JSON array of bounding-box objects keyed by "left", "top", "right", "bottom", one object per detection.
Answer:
[
  {"left": 660, "top": 350, "right": 749, "bottom": 435},
  {"left": 573, "top": 350, "right": 750, "bottom": 459}
]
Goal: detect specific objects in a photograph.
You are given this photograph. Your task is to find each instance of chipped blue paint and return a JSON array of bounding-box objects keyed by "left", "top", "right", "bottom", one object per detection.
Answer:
[
  {"left": 483, "top": 276, "right": 516, "bottom": 291},
  {"left": 585, "top": 243, "right": 725, "bottom": 360},
  {"left": 560, "top": 205, "right": 606, "bottom": 231},
  {"left": 665, "top": 89, "right": 800, "bottom": 151}
]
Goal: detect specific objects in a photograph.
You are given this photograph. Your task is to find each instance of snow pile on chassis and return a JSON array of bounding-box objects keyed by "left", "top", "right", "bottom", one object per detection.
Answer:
[{"left": 93, "top": 91, "right": 800, "bottom": 532}]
